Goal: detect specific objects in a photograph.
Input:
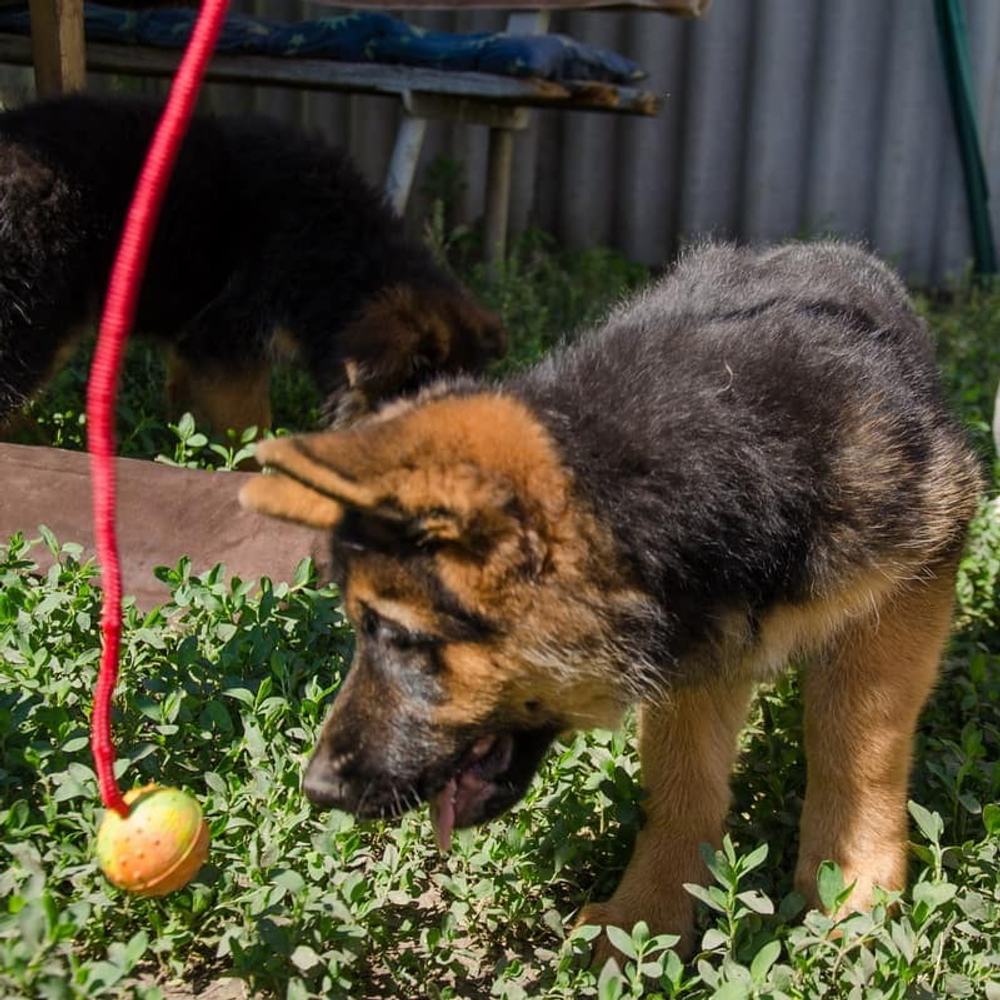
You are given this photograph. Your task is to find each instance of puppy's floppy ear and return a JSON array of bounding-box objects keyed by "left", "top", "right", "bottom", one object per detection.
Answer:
[
  {"left": 242, "top": 434, "right": 383, "bottom": 515},
  {"left": 240, "top": 394, "right": 567, "bottom": 570},
  {"left": 237, "top": 438, "right": 345, "bottom": 530},
  {"left": 241, "top": 423, "right": 516, "bottom": 551},
  {"left": 322, "top": 283, "right": 506, "bottom": 427}
]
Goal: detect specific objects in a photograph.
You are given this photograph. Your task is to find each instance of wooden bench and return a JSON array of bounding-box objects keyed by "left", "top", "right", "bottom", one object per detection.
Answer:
[{"left": 2, "top": 0, "right": 709, "bottom": 263}]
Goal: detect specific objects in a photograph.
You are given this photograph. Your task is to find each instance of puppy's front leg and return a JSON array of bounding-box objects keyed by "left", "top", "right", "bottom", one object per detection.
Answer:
[{"left": 580, "top": 678, "right": 755, "bottom": 959}]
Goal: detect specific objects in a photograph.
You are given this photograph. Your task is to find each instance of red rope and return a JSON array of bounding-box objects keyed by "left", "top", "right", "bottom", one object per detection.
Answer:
[{"left": 88, "top": 0, "right": 231, "bottom": 817}]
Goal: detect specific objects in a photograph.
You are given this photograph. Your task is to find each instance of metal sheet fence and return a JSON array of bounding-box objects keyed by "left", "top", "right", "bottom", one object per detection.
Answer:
[{"left": 2, "top": 0, "right": 996, "bottom": 283}]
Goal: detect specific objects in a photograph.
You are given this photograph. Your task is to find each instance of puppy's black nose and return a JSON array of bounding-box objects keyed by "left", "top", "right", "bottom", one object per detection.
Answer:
[{"left": 302, "top": 752, "right": 354, "bottom": 809}]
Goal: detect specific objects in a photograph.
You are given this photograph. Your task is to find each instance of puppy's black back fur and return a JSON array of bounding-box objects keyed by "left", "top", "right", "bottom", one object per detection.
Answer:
[
  {"left": 0, "top": 98, "right": 237, "bottom": 396},
  {"left": 0, "top": 95, "right": 502, "bottom": 423},
  {"left": 512, "top": 242, "right": 981, "bottom": 663}
]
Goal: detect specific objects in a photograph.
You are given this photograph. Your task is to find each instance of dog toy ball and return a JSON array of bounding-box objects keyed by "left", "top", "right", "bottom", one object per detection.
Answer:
[{"left": 96, "top": 784, "right": 209, "bottom": 896}]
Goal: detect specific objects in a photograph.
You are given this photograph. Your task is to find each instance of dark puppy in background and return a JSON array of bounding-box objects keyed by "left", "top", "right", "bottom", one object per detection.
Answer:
[
  {"left": 0, "top": 95, "right": 504, "bottom": 432},
  {"left": 242, "top": 241, "right": 982, "bottom": 958}
]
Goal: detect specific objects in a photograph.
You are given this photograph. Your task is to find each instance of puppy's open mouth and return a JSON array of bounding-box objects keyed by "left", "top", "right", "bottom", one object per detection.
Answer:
[{"left": 427, "top": 727, "right": 557, "bottom": 850}]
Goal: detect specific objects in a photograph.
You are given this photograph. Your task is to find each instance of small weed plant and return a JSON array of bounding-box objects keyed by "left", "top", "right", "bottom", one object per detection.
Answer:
[{"left": 2, "top": 238, "right": 999, "bottom": 998}]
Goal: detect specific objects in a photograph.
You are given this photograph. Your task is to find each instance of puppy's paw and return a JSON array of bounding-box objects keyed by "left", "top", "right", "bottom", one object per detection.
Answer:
[
  {"left": 575, "top": 901, "right": 630, "bottom": 969},
  {"left": 576, "top": 897, "right": 694, "bottom": 967}
]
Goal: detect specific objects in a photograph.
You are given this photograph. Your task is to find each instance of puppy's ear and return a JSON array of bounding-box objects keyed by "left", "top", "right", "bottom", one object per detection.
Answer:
[
  {"left": 240, "top": 394, "right": 567, "bottom": 572},
  {"left": 238, "top": 442, "right": 345, "bottom": 530},
  {"left": 322, "top": 283, "right": 506, "bottom": 427},
  {"left": 241, "top": 424, "right": 516, "bottom": 551}
]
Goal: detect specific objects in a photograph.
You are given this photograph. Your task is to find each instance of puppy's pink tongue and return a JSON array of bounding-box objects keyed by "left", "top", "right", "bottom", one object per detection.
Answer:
[{"left": 429, "top": 779, "right": 457, "bottom": 851}]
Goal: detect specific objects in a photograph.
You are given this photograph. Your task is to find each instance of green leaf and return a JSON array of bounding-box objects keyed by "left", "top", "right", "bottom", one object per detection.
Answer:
[
  {"left": 630, "top": 919, "right": 649, "bottom": 948},
  {"left": 742, "top": 842, "right": 769, "bottom": 872},
  {"left": 908, "top": 801, "right": 944, "bottom": 843},
  {"left": 685, "top": 882, "right": 727, "bottom": 913},
  {"left": 940, "top": 972, "right": 975, "bottom": 996},
  {"left": 662, "top": 950, "right": 685, "bottom": 988},
  {"left": 912, "top": 880, "right": 957, "bottom": 911},
  {"left": 204, "top": 771, "right": 228, "bottom": 796},
  {"left": 287, "top": 978, "right": 310, "bottom": 1000},
  {"left": 711, "top": 981, "right": 751, "bottom": 1000},
  {"left": 750, "top": 939, "right": 781, "bottom": 983},
  {"left": 122, "top": 930, "right": 149, "bottom": 969},
  {"left": 597, "top": 956, "right": 624, "bottom": 1000},
  {"left": 289, "top": 945, "right": 321, "bottom": 971},
  {"left": 958, "top": 791, "right": 981, "bottom": 815},
  {"left": 604, "top": 924, "right": 637, "bottom": 960},
  {"left": 37, "top": 524, "right": 59, "bottom": 556},
  {"left": 176, "top": 412, "right": 196, "bottom": 439},
  {"left": 242, "top": 720, "right": 268, "bottom": 760},
  {"left": 736, "top": 890, "right": 774, "bottom": 915},
  {"left": 79, "top": 961, "right": 126, "bottom": 994},
  {"left": 983, "top": 802, "right": 1000, "bottom": 835},
  {"left": 293, "top": 559, "right": 316, "bottom": 588},
  {"left": 816, "top": 861, "right": 846, "bottom": 912},
  {"left": 273, "top": 869, "right": 306, "bottom": 895},
  {"left": 701, "top": 928, "right": 729, "bottom": 951},
  {"left": 777, "top": 891, "right": 806, "bottom": 921}
]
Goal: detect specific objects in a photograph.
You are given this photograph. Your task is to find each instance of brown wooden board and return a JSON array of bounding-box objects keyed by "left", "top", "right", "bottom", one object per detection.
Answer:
[{"left": 0, "top": 444, "right": 330, "bottom": 610}]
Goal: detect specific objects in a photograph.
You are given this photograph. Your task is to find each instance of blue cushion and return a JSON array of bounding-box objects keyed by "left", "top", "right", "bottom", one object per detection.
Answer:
[{"left": 0, "top": 4, "right": 645, "bottom": 83}]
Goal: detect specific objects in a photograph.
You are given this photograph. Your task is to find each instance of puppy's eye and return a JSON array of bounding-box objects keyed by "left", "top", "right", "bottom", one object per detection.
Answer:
[
  {"left": 361, "top": 608, "right": 380, "bottom": 640},
  {"left": 359, "top": 607, "right": 436, "bottom": 649}
]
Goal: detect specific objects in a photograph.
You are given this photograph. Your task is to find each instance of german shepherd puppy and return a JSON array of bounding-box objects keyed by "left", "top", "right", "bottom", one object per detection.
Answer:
[
  {"left": 0, "top": 95, "right": 504, "bottom": 433},
  {"left": 240, "top": 242, "right": 982, "bottom": 957}
]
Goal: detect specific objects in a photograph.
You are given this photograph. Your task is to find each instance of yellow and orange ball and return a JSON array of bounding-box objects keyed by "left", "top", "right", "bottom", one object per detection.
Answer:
[{"left": 96, "top": 784, "right": 209, "bottom": 896}]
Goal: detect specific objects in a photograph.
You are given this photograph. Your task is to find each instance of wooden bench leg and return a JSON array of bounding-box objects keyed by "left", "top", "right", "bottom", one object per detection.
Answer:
[
  {"left": 385, "top": 113, "right": 429, "bottom": 216},
  {"left": 484, "top": 126, "right": 515, "bottom": 274},
  {"left": 480, "top": 9, "right": 551, "bottom": 274},
  {"left": 29, "top": 0, "right": 86, "bottom": 95},
  {"left": 392, "top": 94, "right": 528, "bottom": 273}
]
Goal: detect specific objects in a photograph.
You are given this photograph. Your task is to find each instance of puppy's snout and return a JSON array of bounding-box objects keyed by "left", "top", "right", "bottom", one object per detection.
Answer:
[{"left": 303, "top": 747, "right": 356, "bottom": 809}]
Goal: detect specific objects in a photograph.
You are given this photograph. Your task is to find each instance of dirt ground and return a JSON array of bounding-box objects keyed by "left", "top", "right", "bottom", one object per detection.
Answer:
[{"left": 160, "top": 977, "right": 246, "bottom": 999}]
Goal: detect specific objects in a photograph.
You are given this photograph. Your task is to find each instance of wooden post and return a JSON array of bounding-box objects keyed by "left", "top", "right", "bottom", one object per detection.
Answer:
[
  {"left": 483, "top": 126, "right": 514, "bottom": 274},
  {"left": 29, "top": 0, "right": 86, "bottom": 95},
  {"left": 482, "top": 9, "right": 550, "bottom": 274},
  {"left": 385, "top": 112, "right": 429, "bottom": 215}
]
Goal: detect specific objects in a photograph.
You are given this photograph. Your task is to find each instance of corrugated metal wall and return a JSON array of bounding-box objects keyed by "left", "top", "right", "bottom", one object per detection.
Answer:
[{"left": 4, "top": 1, "right": 998, "bottom": 283}]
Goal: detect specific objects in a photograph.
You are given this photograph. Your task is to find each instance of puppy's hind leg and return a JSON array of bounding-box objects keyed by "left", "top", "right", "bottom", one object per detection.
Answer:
[
  {"left": 795, "top": 563, "right": 959, "bottom": 916},
  {"left": 166, "top": 346, "right": 272, "bottom": 438},
  {"left": 579, "top": 677, "right": 756, "bottom": 959}
]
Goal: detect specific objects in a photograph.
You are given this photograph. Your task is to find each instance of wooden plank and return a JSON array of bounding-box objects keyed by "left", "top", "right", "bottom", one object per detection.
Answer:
[
  {"left": 562, "top": 79, "right": 662, "bottom": 114},
  {"left": 484, "top": 126, "right": 515, "bottom": 270},
  {"left": 0, "top": 443, "right": 331, "bottom": 612},
  {"left": 0, "top": 34, "right": 662, "bottom": 114},
  {"left": 405, "top": 93, "right": 533, "bottom": 128},
  {"left": 27, "top": 0, "right": 85, "bottom": 95}
]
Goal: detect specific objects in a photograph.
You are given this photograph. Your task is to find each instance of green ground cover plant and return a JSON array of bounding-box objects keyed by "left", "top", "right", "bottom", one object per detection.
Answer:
[{"left": 2, "top": 236, "right": 998, "bottom": 999}]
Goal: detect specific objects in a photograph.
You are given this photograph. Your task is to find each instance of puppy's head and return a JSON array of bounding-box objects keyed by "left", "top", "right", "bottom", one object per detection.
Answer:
[
  {"left": 240, "top": 392, "right": 633, "bottom": 848},
  {"left": 325, "top": 283, "right": 506, "bottom": 427}
]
